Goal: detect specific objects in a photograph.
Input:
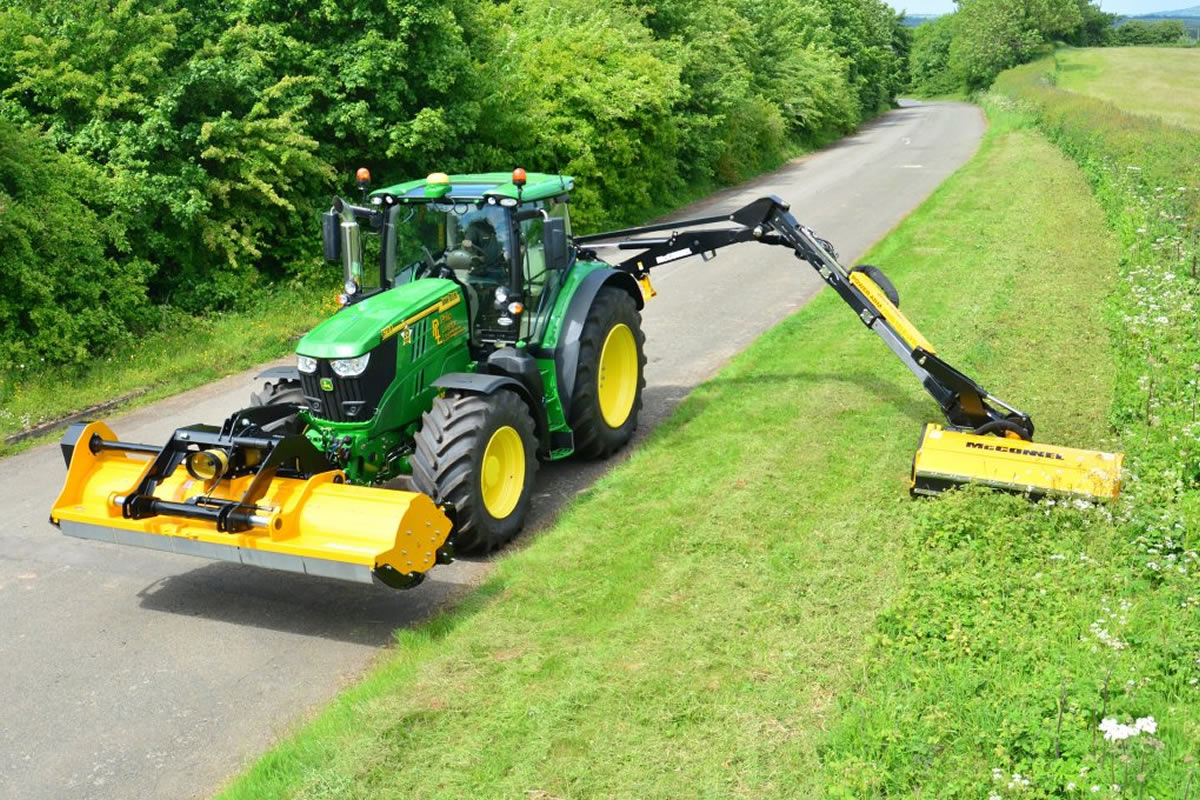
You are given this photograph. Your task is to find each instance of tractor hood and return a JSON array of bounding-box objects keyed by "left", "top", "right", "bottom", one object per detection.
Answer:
[{"left": 297, "top": 279, "right": 459, "bottom": 359}]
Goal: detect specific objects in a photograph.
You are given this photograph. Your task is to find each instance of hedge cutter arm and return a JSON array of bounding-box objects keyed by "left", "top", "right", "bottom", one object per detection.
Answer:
[{"left": 577, "top": 196, "right": 1123, "bottom": 501}]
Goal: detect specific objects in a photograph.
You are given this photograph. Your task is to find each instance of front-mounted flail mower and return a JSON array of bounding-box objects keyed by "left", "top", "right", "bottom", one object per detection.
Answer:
[{"left": 51, "top": 168, "right": 1123, "bottom": 590}]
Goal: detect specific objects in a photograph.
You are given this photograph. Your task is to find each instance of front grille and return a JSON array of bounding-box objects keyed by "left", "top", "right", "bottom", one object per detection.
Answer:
[{"left": 300, "top": 337, "right": 398, "bottom": 423}]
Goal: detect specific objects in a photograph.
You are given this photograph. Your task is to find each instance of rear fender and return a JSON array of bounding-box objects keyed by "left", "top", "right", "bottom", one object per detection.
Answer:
[{"left": 547, "top": 269, "right": 642, "bottom": 419}]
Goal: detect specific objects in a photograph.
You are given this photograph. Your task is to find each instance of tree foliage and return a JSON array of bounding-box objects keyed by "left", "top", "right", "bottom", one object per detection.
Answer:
[
  {"left": 0, "top": 119, "right": 152, "bottom": 371},
  {"left": 909, "top": 16, "right": 960, "bottom": 96},
  {"left": 908, "top": 0, "right": 1120, "bottom": 95},
  {"left": 1113, "top": 20, "right": 1188, "bottom": 46},
  {"left": 0, "top": 0, "right": 907, "bottom": 371}
]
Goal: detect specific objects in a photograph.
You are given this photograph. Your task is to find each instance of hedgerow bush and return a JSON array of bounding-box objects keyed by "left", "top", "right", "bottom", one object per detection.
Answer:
[
  {"left": 0, "top": 119, "right": 153, "bottom": 374},
  {"left": 0, "top": 0, "right": 906, "bottom": 373}
]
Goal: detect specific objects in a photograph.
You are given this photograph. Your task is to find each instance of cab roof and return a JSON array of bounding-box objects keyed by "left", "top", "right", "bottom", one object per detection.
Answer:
[{"left": 372, "top": 172, "right": 575, "bottom": 204}]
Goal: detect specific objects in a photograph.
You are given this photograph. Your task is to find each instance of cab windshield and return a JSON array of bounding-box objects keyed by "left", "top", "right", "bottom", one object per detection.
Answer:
[{"left": 387, "top": 202, "right": 512, "bottom": 287}]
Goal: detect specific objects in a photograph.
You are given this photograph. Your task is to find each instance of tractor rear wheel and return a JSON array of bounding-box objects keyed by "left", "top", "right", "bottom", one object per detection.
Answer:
[
  {"left": 411, "top": 390, "right": 538, "bottom": 554},
  {"left": 251, "top": 378, "right": 304, "bottom": 407},
  {"left": 569, "top": 287, "right": 646, "bottom": 459}
]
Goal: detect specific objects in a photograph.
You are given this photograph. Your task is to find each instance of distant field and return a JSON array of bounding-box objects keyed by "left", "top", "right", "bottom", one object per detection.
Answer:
[{"left": 1056, "top": 47, "right": 1200, "bottom": 129}]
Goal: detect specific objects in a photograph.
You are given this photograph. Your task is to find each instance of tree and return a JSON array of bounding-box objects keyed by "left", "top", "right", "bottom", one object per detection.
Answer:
[
  {"left": 909, "top": 15, "right": 960, "bottom": 95},
  {"left": 1113, "top": 20, "right": 1187, "bottom": 46},
  {"left": 0, "top": 119, "right": 152, "bottom": 370},
  {"left": 1064, "top": 1, "right": 1116, "bottom": 46},
  {"left": 949, "top": 0, "right": 1087, "bottom": 90}
]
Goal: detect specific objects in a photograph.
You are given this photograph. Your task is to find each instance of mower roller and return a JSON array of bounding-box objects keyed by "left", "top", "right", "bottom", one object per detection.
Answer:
[{"left": 51, "top": 170, "right": 1122, "bottom": 590}]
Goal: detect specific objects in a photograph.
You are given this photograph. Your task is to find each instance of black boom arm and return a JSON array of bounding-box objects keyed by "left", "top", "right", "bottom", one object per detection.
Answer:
[{"left": 575, "top": 196, "right": 1034, "bottom": 438}]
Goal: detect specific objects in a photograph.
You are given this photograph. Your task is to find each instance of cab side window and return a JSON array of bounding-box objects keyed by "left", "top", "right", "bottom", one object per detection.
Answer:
[
  {"left": 519, "top": 210, "right": 545, "bottom": 340},
  {"left": 520, "top": 198, "right": 571, "bottom": 341}
]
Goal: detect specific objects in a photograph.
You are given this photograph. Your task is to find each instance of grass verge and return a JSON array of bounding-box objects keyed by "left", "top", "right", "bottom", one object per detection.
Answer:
[
  {"left": 819, "top": 67, "right": 1200, "bottom": 797},
  {"left": 0, "top": 286, "right": 332, "bottom": 456},
  {"left": 217, "top": 102, "right": 1121, "bottom": 797}
]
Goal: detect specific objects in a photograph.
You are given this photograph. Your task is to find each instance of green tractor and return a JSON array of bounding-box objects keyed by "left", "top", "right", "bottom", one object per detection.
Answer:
[
  {"left": 252, "top": 168, "right": 650, "bottom": 553},
  {"left": 51, "top": 168, "right": 1123, "bottom": 590}
]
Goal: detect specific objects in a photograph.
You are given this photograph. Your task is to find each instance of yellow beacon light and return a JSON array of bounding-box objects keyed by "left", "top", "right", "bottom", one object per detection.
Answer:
[{"left": 425, "top": 172, "right": 451, "bottom": 198}]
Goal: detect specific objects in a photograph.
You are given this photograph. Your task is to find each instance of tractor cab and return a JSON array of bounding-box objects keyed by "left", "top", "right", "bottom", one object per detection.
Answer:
[{"left": 323, "top": 169, "right": 574, "bottom": 352}]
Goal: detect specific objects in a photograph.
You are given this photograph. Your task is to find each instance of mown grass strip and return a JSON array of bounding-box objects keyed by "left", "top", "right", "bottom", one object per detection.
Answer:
[
  {"left": 821, "top": 67, "right": 1200, "bottom": 796},
  {"left": 218, "top": 108, "right": 1118, "bottom": 798}
]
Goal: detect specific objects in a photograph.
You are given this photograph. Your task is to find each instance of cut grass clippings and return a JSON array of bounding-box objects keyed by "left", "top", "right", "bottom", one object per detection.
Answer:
[{"left": 218, "top": 104, "right": 1121, "bottom": 798}]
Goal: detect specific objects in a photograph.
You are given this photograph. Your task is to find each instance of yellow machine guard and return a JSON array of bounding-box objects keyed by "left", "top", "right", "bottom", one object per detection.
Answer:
[
  {"left": 51, "top": 421, "right": 452, "bottom": 585},
  {"left": 912, "top": 424, "right": 1122, "bottom": 502}
]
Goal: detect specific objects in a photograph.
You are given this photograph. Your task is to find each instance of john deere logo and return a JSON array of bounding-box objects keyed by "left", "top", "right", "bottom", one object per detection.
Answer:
[{"left": 320, "top": 377, "right": 334, "bottom": 392}]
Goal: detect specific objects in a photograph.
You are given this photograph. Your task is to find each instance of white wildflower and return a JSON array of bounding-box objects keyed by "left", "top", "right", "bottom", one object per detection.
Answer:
[
  {"left": 1135, "top": 716, "right": 1157, "bottom": 734},
  {"left": 1099, "top": 717, "right": 1139, "bottom": 741}
]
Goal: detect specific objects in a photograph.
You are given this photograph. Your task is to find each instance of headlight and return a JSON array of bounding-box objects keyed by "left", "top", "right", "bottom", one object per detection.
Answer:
[
  {"left": 297, "top": 355, "right": 318, "bottom": 374},
  {"left": 331, "top": 353, "right": 370, "bottom": 377}
]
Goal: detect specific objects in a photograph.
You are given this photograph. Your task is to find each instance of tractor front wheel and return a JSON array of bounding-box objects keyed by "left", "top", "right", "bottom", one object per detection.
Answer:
[
  {"left": 569, "top": 286, "right": 646, "bottom": 459},
  {"left": 411, "top": 390, "right": 538, "bottom": 554},
  {"left": 250, "top": 378, "right": 305, "bottom": 434}
]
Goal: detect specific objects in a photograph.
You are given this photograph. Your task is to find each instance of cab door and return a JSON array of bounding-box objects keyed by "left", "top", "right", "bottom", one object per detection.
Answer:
[{"left": 519, "top": 197, "right": 572, "bottom": 343}]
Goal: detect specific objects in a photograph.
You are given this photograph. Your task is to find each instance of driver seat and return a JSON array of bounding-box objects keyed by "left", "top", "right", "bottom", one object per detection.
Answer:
[{"left": 455, "top": 268, "right": 481, "bottom": 339}]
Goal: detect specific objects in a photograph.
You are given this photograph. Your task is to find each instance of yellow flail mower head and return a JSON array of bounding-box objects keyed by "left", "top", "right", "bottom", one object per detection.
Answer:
[
  {"left": 837, "top": 247, "right": 1124, "bottom": 502},
  {"left": 50, "top": 406, "right": 453, "bottom": 589},
  {"left": 911, "top": 424, "right": 1122, "bottom": 502},
  {"left": 706, "top": 197, "right": 1125, "bottom": 503}
]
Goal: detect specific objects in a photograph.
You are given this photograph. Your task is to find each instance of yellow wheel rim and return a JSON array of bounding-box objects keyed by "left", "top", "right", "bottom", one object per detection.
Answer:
[
  {"left": 597, "top": 323, "right": 638, "bottom": 428},
  {"left": 480, "top": 425, "right": 525, "bottom": 519}
]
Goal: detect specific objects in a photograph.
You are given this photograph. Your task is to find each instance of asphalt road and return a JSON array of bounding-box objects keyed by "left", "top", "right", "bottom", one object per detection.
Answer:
[{"left": 0, "top": 100, "right": 985, "bottom": 799}]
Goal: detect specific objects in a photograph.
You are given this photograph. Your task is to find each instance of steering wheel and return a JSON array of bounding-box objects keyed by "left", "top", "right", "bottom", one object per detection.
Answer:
[{"left": 411, "top": 245, "right": 458, "bottom": 281}]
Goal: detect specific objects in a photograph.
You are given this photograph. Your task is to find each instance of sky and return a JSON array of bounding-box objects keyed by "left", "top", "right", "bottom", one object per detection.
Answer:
[{"left": 887, "top": 1, "right": 1188, "bottom": 14}]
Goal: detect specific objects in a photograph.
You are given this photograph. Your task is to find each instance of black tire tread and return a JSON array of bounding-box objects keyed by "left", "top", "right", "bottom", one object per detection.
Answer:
[
  {"left": 568, "top": 287, "right": 647, "bottom": 460},
  {"left": 251, "top": 379, "right": 305, "bottom": 407},
  {"left": 411, "top": 390, "right": 537, "bottom": 554},
  {"left": 250, "top": 379, "right": 305, "bottom": 434}
]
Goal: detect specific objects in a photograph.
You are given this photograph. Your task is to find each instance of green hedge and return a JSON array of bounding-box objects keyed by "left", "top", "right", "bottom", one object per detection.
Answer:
[
  {"left": 0, "top": 0, "right": 906, "bottom": 374},
  {"left": 0, "top": 119, "right": 153, "bottom": 373}
]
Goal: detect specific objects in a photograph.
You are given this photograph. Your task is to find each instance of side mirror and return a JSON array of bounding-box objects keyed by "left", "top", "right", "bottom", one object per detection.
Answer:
[
  {"left": 322, "top": 211, "right": 341, "bottom": 262},
  {"left": 544, "top": 217, "right": 570, "bottom": 271}
]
